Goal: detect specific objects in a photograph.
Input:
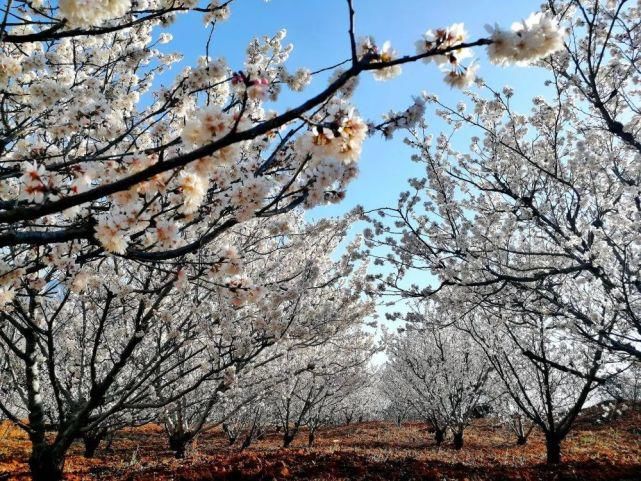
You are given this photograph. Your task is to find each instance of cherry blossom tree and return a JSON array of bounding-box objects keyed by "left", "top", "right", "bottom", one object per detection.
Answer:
[
  {"left": 491, "top": 391, "right": 536, "bottom": 446},
  {"left": 332, "top": 372, "right": 387, "bottom": 425},
  {"left": 599, "top": 359, "right": 641, "bottom": 403},
  {"left": 364, "top": 0, "right": 641, "bottom": 362},
  {"left": 269, "top": 329, "right": 375, "bottom": 448},
  {"left": 385, "top": 321, "right": 490, "bottom": 449},
  {"left": 364, "top": 0, "right": 641, "bottom": 463},
  {"left": 220, "top": 389, "right": 272, "bottom": 451},
  {"left": 459, "top": 307, "right": 615, "bottom": 464},
  {"left": 304, "top": 365, "right": 374, "bottom": 447},
  {"left": 379, "top": 363, "right": 415, "bottom": 426},
  {"left": 155, "top": 213, "right": 374, "bottom": 457},
  {"left": 0, "top": 259, "right": 238, "bottom": 478}
]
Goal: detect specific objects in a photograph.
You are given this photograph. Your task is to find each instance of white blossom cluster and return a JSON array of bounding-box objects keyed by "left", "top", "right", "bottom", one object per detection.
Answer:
[
  {"left": 486, "top": 12, "right": 566, "bottom": 66},
  {"left": 59, "top": 0, "right": 132, "bottom": 28}
]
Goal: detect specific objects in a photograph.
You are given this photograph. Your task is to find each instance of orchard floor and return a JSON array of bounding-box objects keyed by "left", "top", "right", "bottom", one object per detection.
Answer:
[{"left": 1, "top": 410, "right": 641, "bottom": 481}]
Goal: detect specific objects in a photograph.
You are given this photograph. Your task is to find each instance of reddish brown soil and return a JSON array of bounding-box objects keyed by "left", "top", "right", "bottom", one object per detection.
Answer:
[{"left": 1, "top": 410, "right": 640, "bottom": 480}]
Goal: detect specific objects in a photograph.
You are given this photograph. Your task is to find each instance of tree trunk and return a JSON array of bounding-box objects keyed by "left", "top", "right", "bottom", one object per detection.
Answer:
[
  {"left": 168, "top": 432, "right": 193, "bottom": 459},
  {"left": 223, "top": 423, "right": 237, "bottom": 446},
  {"left": 27, "top": 336, "right": 65, "bottom": 481},
  {"left": 434, "top": 428, "right": 445, "bottom": 446},
  {"left": 104, "top": 432, "right": 115, "bottom": 452},
  {"left": 308, "top": 431, "right": 316, "bottom": 447},
  {"left": 453, "top": 431, "right": 464, "bottom": 450},
  {"left": 240, "top": 433, "right": 253, "bottom": 451},
  {"left": 516, "top": 435, "right": 527, "bottom": 446},
  {"left": 283, "top": 432, "right": 295, "bottom": 448},
  {"left": 82, "top": 433, "right": 104, "bottom": 458},
  {"left": 545, "top": 433, "right": 562, "bottom": 465},
  {"left": 29, "top": 445, "right": 64, "bottom": 481}
]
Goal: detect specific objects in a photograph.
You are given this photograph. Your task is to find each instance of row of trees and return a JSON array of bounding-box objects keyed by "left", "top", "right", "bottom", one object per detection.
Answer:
[
  {"left": 0, "top": 209, "right": 381, "bottom": 478},
  {"left": 368, "top": 0, "right": 641, "bottom": 465},
  {"left": 381, "top": 311, "right": 625, "bottom": 463}
]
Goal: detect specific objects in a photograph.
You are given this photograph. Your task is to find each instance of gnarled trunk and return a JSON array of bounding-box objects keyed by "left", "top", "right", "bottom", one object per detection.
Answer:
[
  {"left": 168, "top": 432, "right": 194, "bottom": 459},
  {"left": 82, "top": 432, "right": 105, "bottom": 458},
  {"left": 222, "top": 423, "right": 237, "bottom": 446},
  {"left": 240, "top": 434, "right": 252, "bottom": 451},
  {"left": 453, "top": 431, "right": 464, "bottom": 450},
  {"left": 283, "top": 431, "right": 295, "bottom": 448},
  {"left": 104, "top": 432, "right": 115, "bottom": 452},
  {"left": 27, "top": 334, "right": 65, "bottom": 481},
  {"left": 29, "top": 445, "right": 64, "bottom": 481},
  {"left": 545, "top": 433, "right": 562, "bottom": 465},
  {"left": 434, "top": 428, "right": 445, "bottom": 446}
]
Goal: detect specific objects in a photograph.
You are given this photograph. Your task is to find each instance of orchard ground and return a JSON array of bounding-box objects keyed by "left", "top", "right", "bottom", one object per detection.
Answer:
[{"left": 1, "top": 406, "right": 640, "bottom": 481}]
